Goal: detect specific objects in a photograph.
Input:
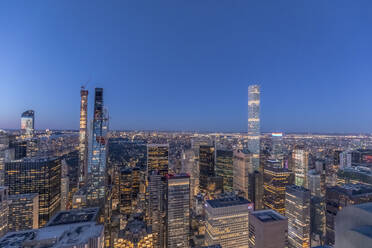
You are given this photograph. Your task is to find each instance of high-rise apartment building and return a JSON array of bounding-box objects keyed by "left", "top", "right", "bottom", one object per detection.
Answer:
[
  {"left": 249, "top": 210, "right": 288, "bottom": 248},
  {"left": 286, "top": 185, "right": 311, "bottom": 248},
  {"left": 78, "top": 86, "right": 88, "bottom": 188},
  {"left": 5, "top": 157, "right": 61, "bottom": 227},
  {"left": 166, "top": 174, "right": 190, "bottom": 248},
  {"left": 89, "top": 88, "right": 108, "bottom": 203},
  {"left": 292, "top": 148, "right": 309, "bottom": 188},
  {"left": 204, "top": 195, "right": 251, "bottom": 248},
  {"left": 0, "top": 187, "right": 8, "bottom": 238},
  {"left": 8, "top": 193, "right": 39, "bottom": 232},
  {"left": 21, "top": 110, "right": 34, "bottom": 135},
  {"left": 263, "top": 160, "right": 292, "bottom": 215},
  {"left": 248, "top": 85, "right": 260, "bottom": 170},
  {"left": 215, "top": 149, "right": 233, "bottom": 192},
  {"left": 270, "top": 132, "right": 284, "bottom": 162},
  {"left": 325, "top": 184, "right": 372, "bottom": 246}
]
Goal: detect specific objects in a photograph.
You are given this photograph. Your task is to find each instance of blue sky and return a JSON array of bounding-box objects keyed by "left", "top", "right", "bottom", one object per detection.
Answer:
[{"left": 1, "top": 0, "right": 372, "bottom": 133}]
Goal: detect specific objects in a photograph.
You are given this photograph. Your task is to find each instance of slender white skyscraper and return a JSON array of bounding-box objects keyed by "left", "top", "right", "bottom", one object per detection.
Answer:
[
  {"left": 78, "top": 86, "right": 88, "bottom": 188},
  {"left": 248, "top": 85, "right": 260, "bottom": 170}
]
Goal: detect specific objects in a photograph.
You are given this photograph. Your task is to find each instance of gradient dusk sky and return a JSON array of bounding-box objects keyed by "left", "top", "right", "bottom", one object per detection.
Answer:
[{"left": 1, "top": 1, "right": 372, "bottom": 133}]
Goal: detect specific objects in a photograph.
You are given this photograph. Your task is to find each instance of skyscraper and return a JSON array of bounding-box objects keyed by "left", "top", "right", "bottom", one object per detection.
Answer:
[
  {"left": 215, "top": 149, "right": 233, "bottom": 192},
  {"left": 199, "top": 145, "right": 215, "bottom": 193},
  {"left": 249, "top": 210, "right": 288, "bottom": 248},
  {"left": 233, "top": 150, "right": 251, "bottom": 199},
  {"left": 5, "top": 157, "right": 61, "bottom": 227},
  {"left": 148, "top": 171, "right": 166, "bottom": 248},
  {"left": 292, "top": 148, "right": 309, "bottom": 188},
  {"left": 89, "top": 88, "right": 108, "bottom": 202},
  {"left": 325, "top": 184, "right": 372, "bottom": 245},
  {"left": 78, "top": 86, "right": 88, "bottom": 188},
  {"left": 0, "top": 187, "right": 8, "bottom": 238},
  {"left": 166, "top": 174, "right": 190, "bottom": 248},
  {"left": 248, "top": 85, "right": 260, "bottom": 170},
  {"left": 147, "top": 144, "right": 169, "bottom": 177},
  {"left": 8, "top": 193, "right": 39, "bottom": 232},
  {"left": 263, "top": 160, "right": 292, "bottom": 215},
  {"left": 20, "top": 110, "right": 34, "bottom": 135},
  {"left": 204, "top": 195, "right": 251, "bottom": 247},
  {"left": 286, "top": 185, "right": 311, "bottom": 248}
]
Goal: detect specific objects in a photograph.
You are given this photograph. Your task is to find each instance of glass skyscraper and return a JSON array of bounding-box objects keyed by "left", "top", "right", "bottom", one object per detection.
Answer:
[
  {"left": 248, "top": 85, "right": 260, "bottom": 170},
  {"left": 21, "top": 110, "right": 34, "bottom": 135},
  {"left": 89, "top": 88, "right": 108, "bottom": 203}
]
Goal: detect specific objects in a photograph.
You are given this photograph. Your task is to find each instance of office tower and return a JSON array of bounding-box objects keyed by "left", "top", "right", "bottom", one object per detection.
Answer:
[
  {"left": 292, "top": 148, "right": 309, "bottom": 188},
  {"left": 233, "top": 150, "right": 252, "bottom": 198},
  {"left": 325, "top": 184, "right": 372, "bottom": 246},
  {"left": 286, "top": 185, "right": 311, "bottom": 248},
  {"left": 308, "top": 169, "right": 325, "bottom": 198},
  {"left": 166, "top": 174, "right": 190, "bottom": 248},
  {"left": 5, "top": 157, "right": 61, "bottom": 227},
  {"left": 148, "top": 171, "right": 166, "bottom": 248},
  {"left": 199, "top": 145, "right": 215, "bottom": 193},
  {"left": 249, "top": 210, "right": 288, "bottom": 248},
  {"left": 0, "top": 187, "right": 8, "bottom": 238},
  {"left": 339, "top": 150, "right": 352, "bottom": 169},
  {"left": 263, "top": 160, "right": 292, "bottom": 215},
  {"left": 204, "top": 195, "right": 251, "bottom": 248},
  {"left": 119, "top": 167, "right": 133, "bottom": 216},
  {"left": 270, "top": 132, "right": 284, "bottom": 162},
  {"left": 181, "top": 149, "right": 198, "bottom": 199},
  {"left": 0, "top": 208, "right": 104, "bottom": 247},
  {"left": 114, "top": 215, "right": 153, "bottom": 248},
  {"left": 78, "top": 86, "right": 88, "bottom": 188},
  {"left": 311, "top": 196, "right": 326, "bottom": 246},
  {"left": 89, "top": 87, "right": 108, "bottom": 202},
  {"left": 21, "top": 110, "right": 34, "bottom": 135},
  {"left": 248, "top": 85, "right": 260, "bottom": 170},
  {"left": 215, "top": 149, "right": 233, "bottom": 192},
  {"left": 8, "top": 193, "right": 39, "bottom": 232},
  {"left": 9, "top": 140, "right": 27, "bottom": 160},
  {"left": 337, "top": 167, "right": 372, "bottom": 186},
  {"left": 147, "top": 144, "right": 169, "bottom": 177},
  {"left": 335, "top": 203, "right": 372, "bottom": 248}
]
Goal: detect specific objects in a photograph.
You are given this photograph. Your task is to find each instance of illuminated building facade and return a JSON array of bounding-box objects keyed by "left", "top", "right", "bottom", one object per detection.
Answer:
[
  {"left": 8, "top": 193, "right": 39, "bottom": 232},
  {"left": 79, "top": 86, "right": 88, "bottom": 188},
  {"left": 89, "top": 88, "right": 108, "bottom": 202},
  {"left": 114, "top": 215, "right": 153, "bottom": 248},
  {"left": 270, "top": 132, "right": 284, "bottom": 162},
  {"left": 249, "top": 210, "right": 288, "bottom": 248},
  {"left": 21, "top": 110, "right": 34, "bottom": 135},
  {"left": 199, "top": 145, "right": 215, "bottom": 193},
  {"left": 233, "top": 150, "right": 252, "bottom": 200},
  {"left": 263, "top": 160, "right": 292, "bottom": 215},
  {"left": 5, "top": 157, "right": 61, "bottom": 227},
  {"left": 0, "top": 187, "right": 8, "bottom": 238},
  {"left": 325, "top": 184, "right": 372, "bottom": 246},
  {"left": 166, "top": 174, "right": 190, "bottom": 248},
  {"left": 119, "top": 167, "right": 134, "bottom": 216},
  {"left": 286, "top": 185, "right": 311, "bottom": 248},
  {"left": 292, "top": 148, "right": 309, "bottom": 188},
  {"left": 215, "top": 149, "right": 233, "bottom": 192},
  {"left": 248, "top": 85, "right": 260, "bottom": 170},
  {"left": 204, "top": 195, "right": 251, "bottom": 248},
  {"left": 148, "top": 171, "right": 166, "bottom": 248},
  {"left": 147, "top": 144, "right": 169, "bottom": 177}
]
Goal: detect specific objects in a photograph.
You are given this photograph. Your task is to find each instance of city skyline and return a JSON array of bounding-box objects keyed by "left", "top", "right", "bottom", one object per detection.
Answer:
[{"left": 2, "top": 1, "right": 372, "bottom": 133}]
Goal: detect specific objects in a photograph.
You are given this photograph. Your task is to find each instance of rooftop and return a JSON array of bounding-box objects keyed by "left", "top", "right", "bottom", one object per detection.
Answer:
[
  {"left": 0, "top": 222, "right": 103, "bottom": 248},
  {"left": 207, "top": 195, "right": 250, "bottom": 208},
  {"left": 251, "top": 210, "right": 286, "bottom": 222},
  {"left": 166, "top": 173, "right": 190, "bottom": 179},
  {"left": 46, "top": 208, "right": 99, "bottom": 227}
]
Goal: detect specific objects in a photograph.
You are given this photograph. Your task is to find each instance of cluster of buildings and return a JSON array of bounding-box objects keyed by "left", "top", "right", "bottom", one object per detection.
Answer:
[{"left": 0, "top": 84, "right": 371, "bottom": 248}]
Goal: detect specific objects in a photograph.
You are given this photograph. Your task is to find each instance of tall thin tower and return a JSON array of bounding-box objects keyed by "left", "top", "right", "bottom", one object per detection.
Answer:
[
  {"left": 248, "top": 85, "right": 260, "bottom": 170},
  {"left": 78, "top": 86, "right": 88, "bottom": 188}
]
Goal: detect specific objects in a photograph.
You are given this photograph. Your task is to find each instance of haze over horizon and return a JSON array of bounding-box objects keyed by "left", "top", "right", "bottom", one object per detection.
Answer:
[{"left": 1, "top": 1, "right": 372, "bottom": 133}]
